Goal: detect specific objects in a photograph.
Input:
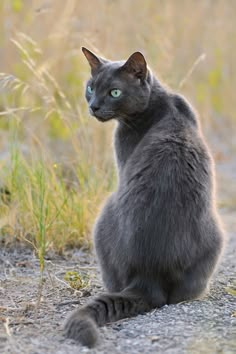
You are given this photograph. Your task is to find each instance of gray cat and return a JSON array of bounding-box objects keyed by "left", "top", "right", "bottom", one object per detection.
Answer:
[{"left": 64, "top": 48, "right": 224, "bottom": 347}]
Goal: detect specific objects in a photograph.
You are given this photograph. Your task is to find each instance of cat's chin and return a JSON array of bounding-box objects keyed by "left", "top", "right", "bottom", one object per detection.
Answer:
[{"left": 94, "top": 115, "right": 113, "bottom": 123}]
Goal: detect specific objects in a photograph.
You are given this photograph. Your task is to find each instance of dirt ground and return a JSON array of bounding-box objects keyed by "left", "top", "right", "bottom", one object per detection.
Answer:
[{"left": 0, "top": 153, "right": 236, "bottom": 354}]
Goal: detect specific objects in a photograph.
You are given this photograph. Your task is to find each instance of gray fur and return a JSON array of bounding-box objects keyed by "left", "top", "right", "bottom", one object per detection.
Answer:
[{"left": 64, "top": 48, "right": 224, "bottom": 347}]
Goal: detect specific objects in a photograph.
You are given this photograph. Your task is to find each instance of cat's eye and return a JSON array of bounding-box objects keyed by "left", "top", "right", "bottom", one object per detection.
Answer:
[
  {"left": 87, "top": 85, "right": 93, "bottom": 94},
  {"left": 110, "top": 89, "right": 122, "bottom": 98}
]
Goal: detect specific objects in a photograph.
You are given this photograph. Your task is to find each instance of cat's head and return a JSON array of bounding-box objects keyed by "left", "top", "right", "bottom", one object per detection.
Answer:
[{"left": 82, "top": 47, "right": 152, "bottom": 122}]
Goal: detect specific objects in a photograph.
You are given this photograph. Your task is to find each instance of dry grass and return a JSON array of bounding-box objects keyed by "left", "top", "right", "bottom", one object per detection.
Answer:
[{"left": 0, "top": 0, "right": 235, "bottom": 269}]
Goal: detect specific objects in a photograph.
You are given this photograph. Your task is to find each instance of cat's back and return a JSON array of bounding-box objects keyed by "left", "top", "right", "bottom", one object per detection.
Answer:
[
  {"left": 114, "top": 94, "right": 220, "bottom": 272},
  {"left": 117, "top": 93, "right": 215, "bottom": 234},
  {"left": 115, "top": 94, "right": 218, "bottom": 269},
  {"left": 124, "top": 93, "right": 212, "bottom": 183}
]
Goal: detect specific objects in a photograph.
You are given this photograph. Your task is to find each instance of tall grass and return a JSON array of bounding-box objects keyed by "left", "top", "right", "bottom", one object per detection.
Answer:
[
  {"left": 1, "top": 93, "right": 114, "bottom": 270},
  {"left": 0, "top": 17, "right": 115, "bottom": 269},
  {"left": 0, "top": 0, "right": 235, "bottom": 269}
]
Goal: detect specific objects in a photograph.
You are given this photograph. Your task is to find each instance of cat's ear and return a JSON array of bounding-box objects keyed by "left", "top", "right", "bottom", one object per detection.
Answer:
[
  {"left": 121, "top": 52, "right": 147, "bottom": 80},
  {"left": 82, "top": 47, "right": 103, "bottom": 74}
]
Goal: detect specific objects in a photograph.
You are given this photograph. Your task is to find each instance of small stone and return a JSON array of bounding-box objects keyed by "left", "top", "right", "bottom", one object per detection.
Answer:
[{"left": 150, "top": 335, "right": 160, "bottom": 343}]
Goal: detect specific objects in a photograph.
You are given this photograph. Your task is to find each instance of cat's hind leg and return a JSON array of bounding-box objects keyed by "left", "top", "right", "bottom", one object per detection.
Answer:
[
  {"left": 167, "top": 251, "right": 219, "bottom": 304},
  {"left": 168, "top": 219, "right": 223, "bottom": 304},
  {"left": 168, "top": 270, "right": 208, "bottom": 304}
]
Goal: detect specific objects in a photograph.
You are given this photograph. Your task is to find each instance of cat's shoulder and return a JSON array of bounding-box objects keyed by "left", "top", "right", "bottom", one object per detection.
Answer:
[
  {"left": 171, "top": 93, "right": 199, "bottom": 127},
  {"left": 151, "top": 92, "right": 200, "bottom": 140},
  {"left": 148, "top": 92, "right": 207, "bottom": 154}
]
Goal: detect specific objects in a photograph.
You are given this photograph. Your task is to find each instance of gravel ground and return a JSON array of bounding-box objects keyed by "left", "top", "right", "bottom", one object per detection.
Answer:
[{"left": 0, "top": 157, "right": 235, "bottom": 354}]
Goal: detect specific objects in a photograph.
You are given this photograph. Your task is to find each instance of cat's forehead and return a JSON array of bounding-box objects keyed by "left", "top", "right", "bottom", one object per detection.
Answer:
[{"left": 91, "top": 61, "right": 126, "bottom": 87}]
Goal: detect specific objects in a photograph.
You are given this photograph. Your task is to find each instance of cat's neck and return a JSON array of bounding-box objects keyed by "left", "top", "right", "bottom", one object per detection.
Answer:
[
  {"left": 119, "top": 75, "right": 167, "bottom": 130},
  {"left": 114, "top": 74, "right": 169, "bottom": 172}
]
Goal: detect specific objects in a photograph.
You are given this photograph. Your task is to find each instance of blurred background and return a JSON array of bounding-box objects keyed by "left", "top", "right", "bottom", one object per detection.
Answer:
[{"left": 0, "top": 0, "right": 235, "bottom": 260}]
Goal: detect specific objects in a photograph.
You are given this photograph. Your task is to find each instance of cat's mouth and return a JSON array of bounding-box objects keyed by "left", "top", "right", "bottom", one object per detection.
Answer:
[{"left": 90, "top": 109, "right": 115, "bottom": 122}]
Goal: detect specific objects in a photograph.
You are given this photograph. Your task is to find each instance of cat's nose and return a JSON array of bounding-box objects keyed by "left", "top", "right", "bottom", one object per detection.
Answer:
[{"left": 90, "top": 103, "right": 100, "bottom": 113}]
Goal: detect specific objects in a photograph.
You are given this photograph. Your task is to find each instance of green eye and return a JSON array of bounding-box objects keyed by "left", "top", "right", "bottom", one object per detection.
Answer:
[
  {"left": 87, "top": 85, "right": 93, "bottom": 94},
  {"left": 110, "top": 89, "right": 122, "bottom": 98}
]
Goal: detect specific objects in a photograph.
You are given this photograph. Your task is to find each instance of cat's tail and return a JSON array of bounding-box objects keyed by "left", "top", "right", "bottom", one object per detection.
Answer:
[{"left": 64, "top": 291, "right": 152, "bottom": 347}]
